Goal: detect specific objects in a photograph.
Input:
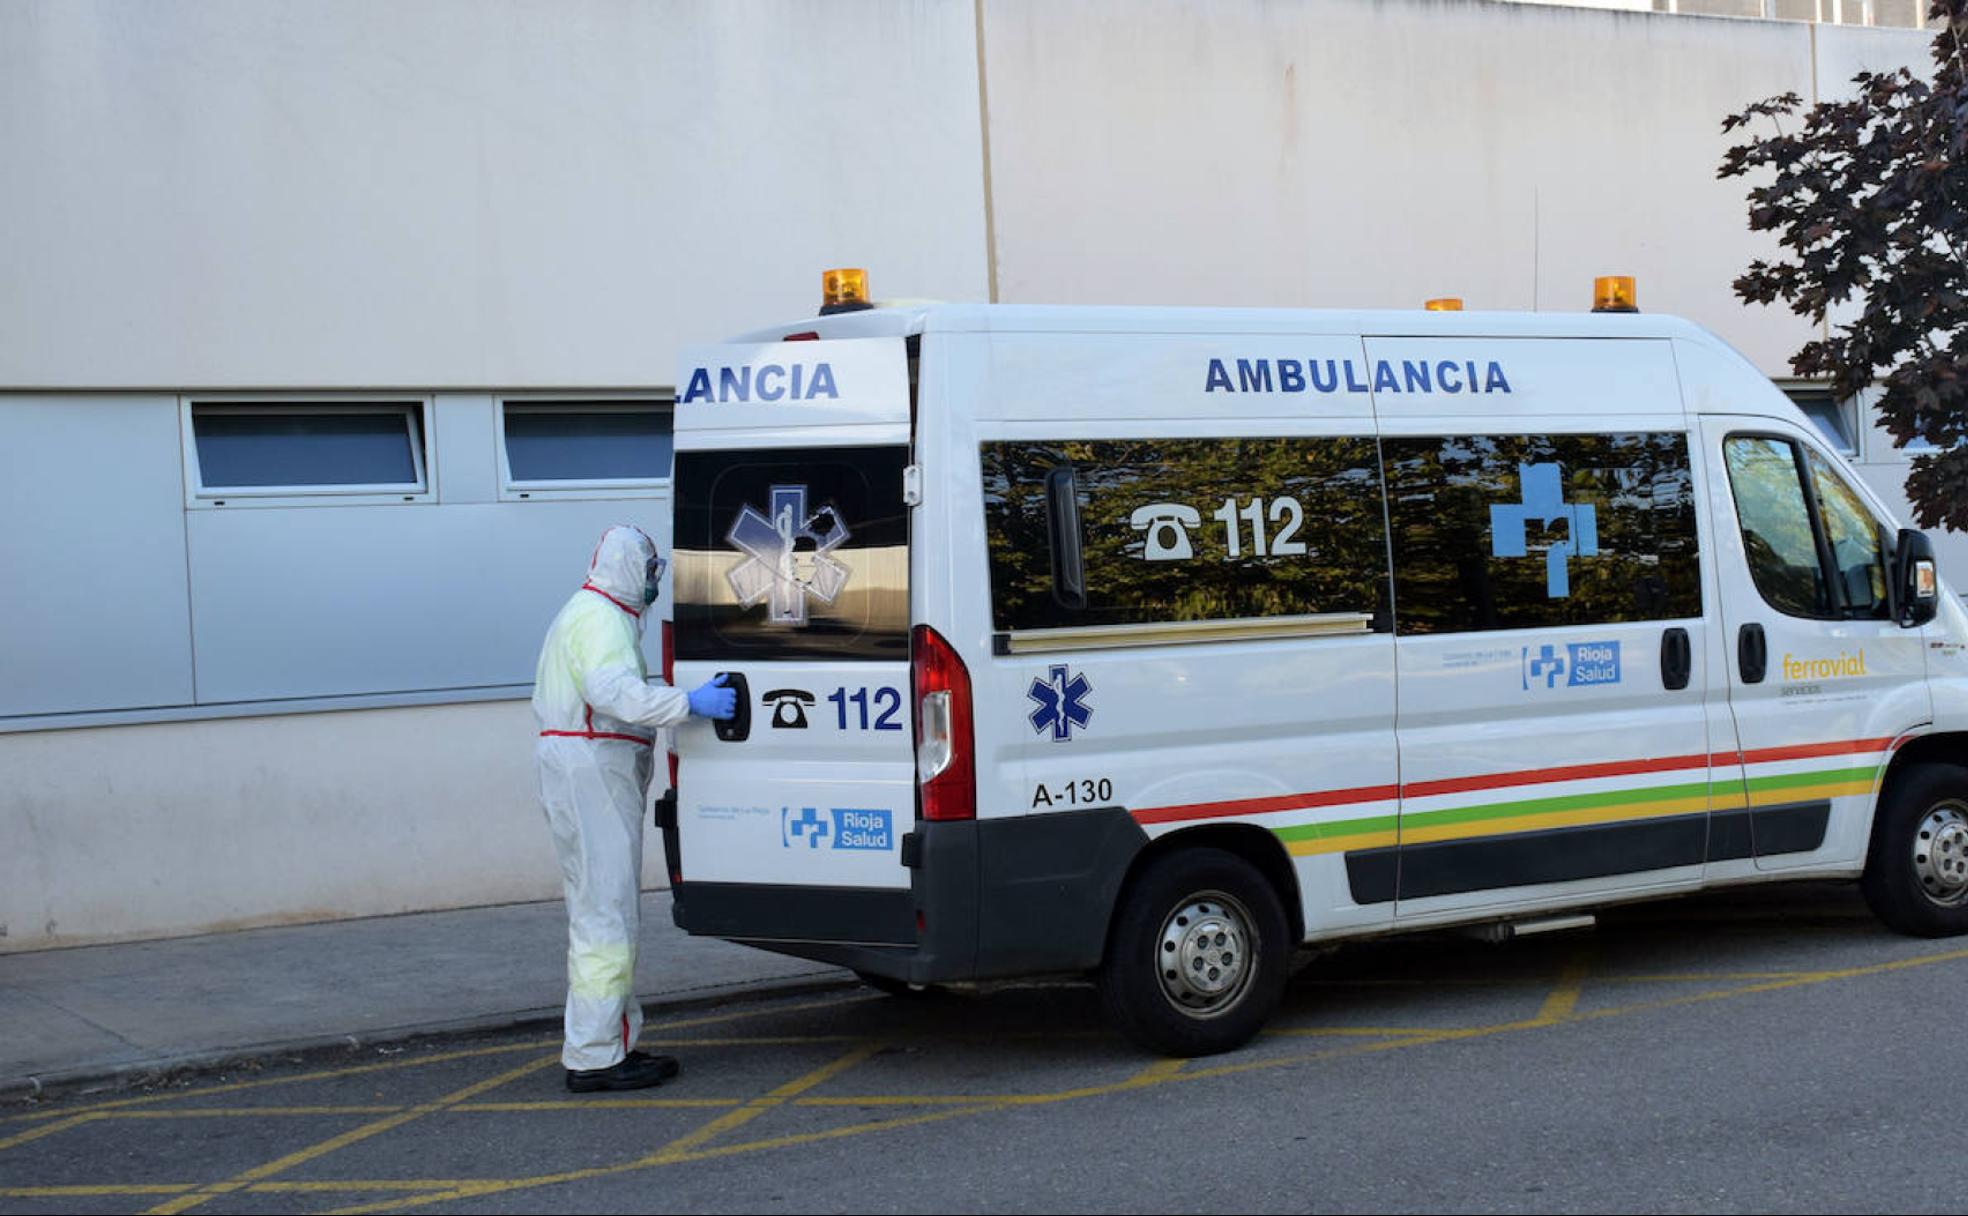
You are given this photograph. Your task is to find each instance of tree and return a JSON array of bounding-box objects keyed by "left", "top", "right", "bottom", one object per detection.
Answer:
[{"left": 1718, "top": 1, "right": 1968, "bottom": 531}]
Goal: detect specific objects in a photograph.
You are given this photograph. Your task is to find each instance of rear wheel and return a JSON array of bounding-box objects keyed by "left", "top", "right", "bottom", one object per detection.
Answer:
[
  {"left": 1097, "top": 848, "right": 1290, "bottom": 1057},
  {"left": 1862, "top": 762, "right": 1968, "bottom": 937}
]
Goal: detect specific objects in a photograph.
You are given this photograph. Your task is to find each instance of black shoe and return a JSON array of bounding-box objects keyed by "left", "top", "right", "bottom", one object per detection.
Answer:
[{"left": 565, "top": 1050, "right": 681, "bottom": 1093}]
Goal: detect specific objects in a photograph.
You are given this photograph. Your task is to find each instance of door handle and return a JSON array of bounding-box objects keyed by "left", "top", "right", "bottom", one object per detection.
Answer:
[
  {"left": 712, "top": 671, "right": 752, "bottom": 742},
  {"left": 1737, "top": 623, "right": 1767, "bottom": 685},
  {"left": 1660, "top": 627, "right": 1691, "bottom": 691}
]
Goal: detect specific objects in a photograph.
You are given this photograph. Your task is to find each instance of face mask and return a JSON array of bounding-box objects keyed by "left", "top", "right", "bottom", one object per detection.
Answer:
[{"left": 643, "top": 554, "right": 666, "bottom": 606}]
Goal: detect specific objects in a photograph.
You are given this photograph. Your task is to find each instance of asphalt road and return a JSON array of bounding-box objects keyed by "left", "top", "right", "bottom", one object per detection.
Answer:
[{"left": 5, "top": 881, "right": 1965, "bottom": 1215}]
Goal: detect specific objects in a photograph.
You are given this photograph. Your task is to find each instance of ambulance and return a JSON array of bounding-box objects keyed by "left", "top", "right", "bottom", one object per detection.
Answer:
[{"left": 660, "top": 271, "right": 1968, "bottom": 1056}]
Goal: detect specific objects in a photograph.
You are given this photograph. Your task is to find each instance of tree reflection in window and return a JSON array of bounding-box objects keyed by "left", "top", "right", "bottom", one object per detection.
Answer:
[
  {"left": 1382, "top": 432, "right": 1702, "bottom": 635},
  {"left": 981, "top": 437, "right": 1390, "bottom": 633}
]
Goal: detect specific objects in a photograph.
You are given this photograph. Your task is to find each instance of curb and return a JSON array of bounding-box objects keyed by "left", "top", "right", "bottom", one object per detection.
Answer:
[{"left": 3, "top": 971, "right": 861, "bottom": 1106}]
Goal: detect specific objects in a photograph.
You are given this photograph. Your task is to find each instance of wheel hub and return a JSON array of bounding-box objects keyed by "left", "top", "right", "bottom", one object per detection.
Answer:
[
  {"left": 1156, "top": 892, "right": 1254, "bottom": 1017},
  {"left": 1914, "top": 803, "right": 1968, "bottom": 907}
]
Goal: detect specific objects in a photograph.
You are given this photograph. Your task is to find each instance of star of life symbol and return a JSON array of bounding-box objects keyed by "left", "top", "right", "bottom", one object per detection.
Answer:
[
  {"left": 1490, "top": 462, "right": 1599, "bottom": 599},
  {"left": 726, "top": 485, "right": 851, "bottom": 626},
  {"left": 1027, "top": 664, "right": 1093, "bottom": 742}
]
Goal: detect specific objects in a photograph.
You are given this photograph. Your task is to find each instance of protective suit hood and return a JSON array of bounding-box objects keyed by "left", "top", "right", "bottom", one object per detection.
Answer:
[{"left": 583, "top": 525, "right": 657, "bottom": 629}]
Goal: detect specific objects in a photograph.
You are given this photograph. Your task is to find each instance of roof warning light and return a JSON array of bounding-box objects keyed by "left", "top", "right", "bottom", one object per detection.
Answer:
[
  {"left": 1592, "top": 276, "right": 1639, "bottom": 314},
  {"left": 1425, "top": 298, "right": 1464, "bottom": 312},
  {"left": 820, "top": 267, "right": 873, "bottom": 315}
]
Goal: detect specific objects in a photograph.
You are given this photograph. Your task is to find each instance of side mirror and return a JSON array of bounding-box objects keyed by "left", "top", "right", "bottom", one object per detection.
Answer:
[{"left": 1893, "top": 527, "right": 1940, "bottom": 627}]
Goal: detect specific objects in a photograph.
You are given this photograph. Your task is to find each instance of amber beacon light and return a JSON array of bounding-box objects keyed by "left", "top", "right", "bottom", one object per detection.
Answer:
[
  {"left": 1592, "top": 275, "right": 1639, "bottom": 313},
  {"left": 1424, "top": 297, "right": 1464, "bottom": 312},
  {"left": 820, "top": 267, "right": 873, "bottom": 315}
]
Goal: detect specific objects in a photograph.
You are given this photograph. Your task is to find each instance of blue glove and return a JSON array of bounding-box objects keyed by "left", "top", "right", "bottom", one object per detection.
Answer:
[{"left": 688, "top": 675, "right": 737, "bottom": 721}]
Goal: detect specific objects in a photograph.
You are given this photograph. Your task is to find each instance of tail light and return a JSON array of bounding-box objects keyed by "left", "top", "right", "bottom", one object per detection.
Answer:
[{"left": 911, "top": 625, "right": 975, "bottom": 821}]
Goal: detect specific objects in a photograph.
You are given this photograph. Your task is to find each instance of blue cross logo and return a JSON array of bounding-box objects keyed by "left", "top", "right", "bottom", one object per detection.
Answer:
[
  {"left": 782, "top": 806, "right": 829, "bottom": 848},
  {"left": 1027, "top": 665, "right": 1093, "bottom": 742},
  {"left": 1490, "top": 463, "right": 1599, "bottom": 598},
  {"left": 1523, "top": 644, "right": 1567, "bottom": 690}
]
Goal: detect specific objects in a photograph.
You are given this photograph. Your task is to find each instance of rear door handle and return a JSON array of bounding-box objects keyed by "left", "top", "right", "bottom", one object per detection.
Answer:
[
  {"left": 1660, "top": 626, "right": 1691, "bottom": 691},
  {"left": 712, "top": 671, "right": 752, "bottom": 742},
  {"left": 1737, "top": 623, "right": 1767, "bottom": 685}
]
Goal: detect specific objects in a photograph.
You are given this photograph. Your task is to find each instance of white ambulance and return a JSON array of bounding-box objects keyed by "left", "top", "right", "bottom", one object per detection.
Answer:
[{"left": 661, "top": 272, "right": 1966, "bottom": 1056}]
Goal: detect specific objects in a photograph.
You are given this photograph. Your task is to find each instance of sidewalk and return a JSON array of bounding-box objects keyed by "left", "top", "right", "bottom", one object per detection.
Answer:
[{"left": 0, "top": 892, "right": 852, "bottom": 1101}]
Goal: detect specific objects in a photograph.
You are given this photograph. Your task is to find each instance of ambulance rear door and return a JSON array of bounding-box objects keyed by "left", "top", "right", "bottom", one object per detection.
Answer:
[{"left": 668, "top": 332, "right": 919, "bottom": 945}]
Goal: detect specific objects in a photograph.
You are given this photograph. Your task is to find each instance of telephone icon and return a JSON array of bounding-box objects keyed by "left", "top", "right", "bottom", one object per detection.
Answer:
[
  {"left": 1129, "top": 503, "right": 1201, "bottom": 561},
  {"left": 761, "top": 688, "right": 816, "bottom": 729}
]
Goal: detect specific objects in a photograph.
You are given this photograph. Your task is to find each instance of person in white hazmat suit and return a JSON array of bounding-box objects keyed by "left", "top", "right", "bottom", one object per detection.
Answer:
[{"left": 534, "top": 524, "right": 736, "bottom": 1091}]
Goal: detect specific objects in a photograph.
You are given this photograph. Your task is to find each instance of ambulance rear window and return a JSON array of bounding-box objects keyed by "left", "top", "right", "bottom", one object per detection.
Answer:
[{"left": 672, "top": 445, "right": 909, "bottom": 661}]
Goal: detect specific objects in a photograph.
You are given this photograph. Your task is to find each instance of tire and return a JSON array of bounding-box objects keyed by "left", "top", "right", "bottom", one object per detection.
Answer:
[
  {"left": 1097, "top": 847, "right": 1291, "bottom": 1057},
  {"left": 1862, "top": 761, "right": 1968, "bottom": 937}
]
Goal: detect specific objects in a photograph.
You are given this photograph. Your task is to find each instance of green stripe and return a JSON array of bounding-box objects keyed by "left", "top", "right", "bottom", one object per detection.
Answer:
[
  {"left": 1399, "top": 778, "right": 1712, "bottom": 831},
  {"left": 1267, "top": 763, "right": 1879, "bottom": 844},
  {"left": 1274, "top": 813, "right": 1399, "bottom": 844},
  {"left": 1743, "top": 764, "right": 1879, "bottom": 795}
]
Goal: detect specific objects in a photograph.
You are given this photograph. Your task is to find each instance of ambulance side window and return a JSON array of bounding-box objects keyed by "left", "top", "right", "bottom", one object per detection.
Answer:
[
  {"left": 1382, "top": 431, "right": 1702, "bottom": 635},
  {"left": 1805, "top": 448, "right": 1891, "bottom": 619},
  {"left": 1722, "top": 435, "right": 1889, "bottom": 621},
  {"left": 980, "top": 436, "right": 1390, "bottom": 633}
]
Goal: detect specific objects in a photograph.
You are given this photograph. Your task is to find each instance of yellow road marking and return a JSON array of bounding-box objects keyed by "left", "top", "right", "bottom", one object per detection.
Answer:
[
  {"left": 232, "top": 1178, "right": 496, "bottom": 1193},
  {"left": 1260, "top": 1025, "right": 1457, "bottom": 1038},
  {"left": 113, "top": 1105, "right": 406, "bottom": 1119},
  {"left": 453, "top": 1097, "right": 744, "bottom": 1111},
  {"left": 793, "top": 1093, "right": 1025, "bottom": 1107},
  {"left": 23, "top": 944, "right": 1968, "bottom": 1213},
  {"left": 1604, "top": 970, "right": 1827, "bottom": 983},
  {"left": 318, "top": 1043, "right": 888, "bottom": 1216},
  {"left": 4, "top": 991, "right": 871, "bottom": 1130},
  {"left": 2, "top": 1184, "right": 199, "bottom": 1197},
  {"left": 139, "top": 1053, "right": 562, "bottom": 1215},
  {"left": 0, "top": 1111, "right": 104, "bottom": 1152},
  {"left": 1532, "top": 949, "right": 1596, "bottom": 1024},
  {"left": 0, "top": 1179, "right": 482, "bottom": 1198},
  {"left": 0, "top": 1040, "right": 554, "bottom": 1128},
  {"left": 648, "top": 1043, "right": 885, "bottom": 1162},
  {"left": 1129, "top": 1057, "right": 1186, "bottom": 1083}
]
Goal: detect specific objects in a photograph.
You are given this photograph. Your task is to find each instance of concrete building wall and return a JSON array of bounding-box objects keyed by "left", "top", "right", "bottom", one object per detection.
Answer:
[
  {"left": 978, "top": 0, "right": 1927, "bottom": 376},
  {"left": 0, "top": 0, "right": 991, "bottom": 388},
  {"left": 0, "top": 701, "right": 586, "bottom": 950}
]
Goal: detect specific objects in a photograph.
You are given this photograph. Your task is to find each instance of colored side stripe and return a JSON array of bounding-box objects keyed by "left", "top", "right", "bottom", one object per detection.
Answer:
[
  {"left": 1404, "top": 751, "right": 1709, "bottom": 800},
  {"left": 1275, "top": 764, "right": 1880, "bottom": 857},
  {"left": 1131, "top": 737, "right": 1899, "bottom": 831}
]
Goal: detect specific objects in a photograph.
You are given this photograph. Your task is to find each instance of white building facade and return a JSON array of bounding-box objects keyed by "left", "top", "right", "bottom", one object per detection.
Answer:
[{"left": 0, "top": 0, "right": 1937, "bottom": 950}]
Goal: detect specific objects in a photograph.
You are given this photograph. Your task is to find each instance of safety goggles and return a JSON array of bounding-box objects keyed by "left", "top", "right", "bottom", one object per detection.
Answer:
[{"left": 645, "top": 554, "right": 667, "bottom": 583}]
